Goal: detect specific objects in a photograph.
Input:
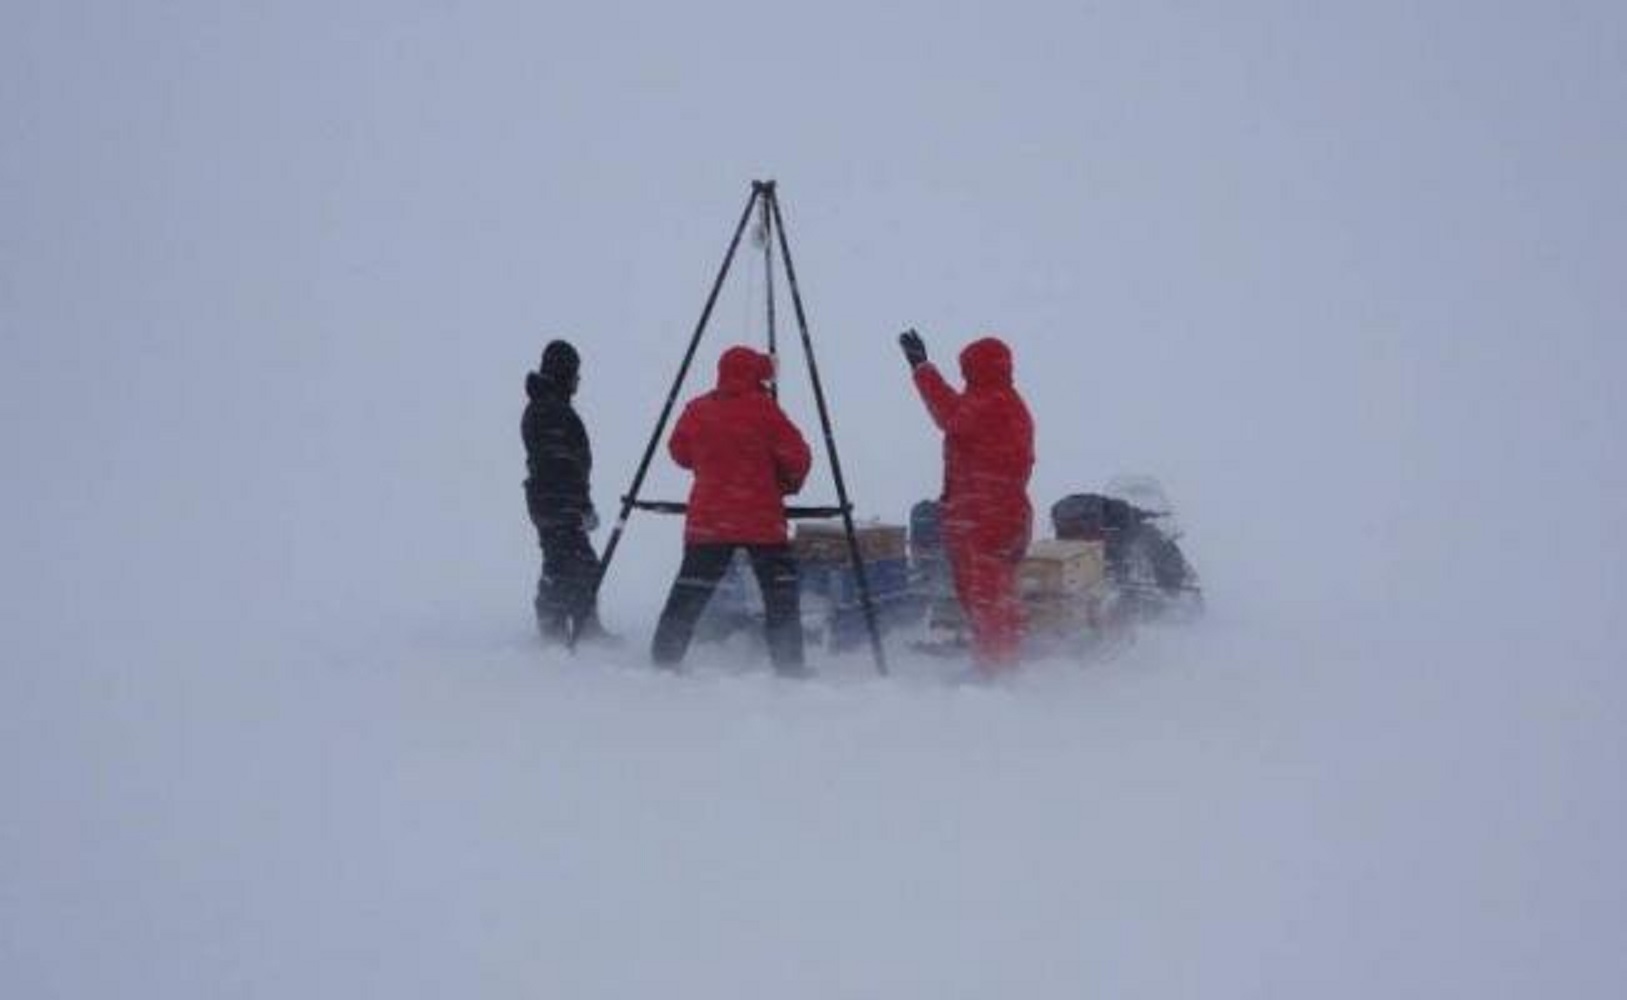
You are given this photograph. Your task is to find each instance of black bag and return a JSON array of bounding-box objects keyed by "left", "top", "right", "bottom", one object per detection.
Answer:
[{"left": 1051, "top": 493, "right": 1143, "bottom": 541}]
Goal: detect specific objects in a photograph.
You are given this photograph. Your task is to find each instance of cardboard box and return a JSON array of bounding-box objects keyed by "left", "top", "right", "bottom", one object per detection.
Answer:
[
  {"left": 793, "top": 521, "right": 907, "bottom": 564},
  {"left": 1019, "top": 539, "right": 1106, "bottom": 596},
  {"left": 1022, "top": 593, "right": 1096, "bottom": 631}
]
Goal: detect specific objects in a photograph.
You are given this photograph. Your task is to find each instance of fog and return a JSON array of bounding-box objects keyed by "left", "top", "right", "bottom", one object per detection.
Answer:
[{"left": 3, "top": 2, "right": 1624, "bottom": 997}]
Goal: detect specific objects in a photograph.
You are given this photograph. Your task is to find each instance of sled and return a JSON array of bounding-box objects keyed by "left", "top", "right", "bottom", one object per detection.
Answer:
[{"left": 694, "top": 478, "right": 1201, "bottom": 664}]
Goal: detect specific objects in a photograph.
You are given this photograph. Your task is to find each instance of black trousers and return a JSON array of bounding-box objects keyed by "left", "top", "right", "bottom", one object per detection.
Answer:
[
  {"left": 651, "top": 544, "right": 804, "bottom": 673},
  {"left": 534, "top": 523, "right": 602, "bottom": 640}
]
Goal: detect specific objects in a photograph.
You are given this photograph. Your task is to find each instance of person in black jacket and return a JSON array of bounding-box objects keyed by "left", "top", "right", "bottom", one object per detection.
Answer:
[{"left": 522, "top": 340, "right": 609, "bottom": 644}]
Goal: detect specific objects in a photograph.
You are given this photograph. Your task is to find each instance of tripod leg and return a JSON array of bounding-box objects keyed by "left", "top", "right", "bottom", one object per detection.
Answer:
[
  {"left": 576, "top": 186, "right": 763, "bottom": 649},
  {"left": 761, "top": 191, "right": 779, "bottom": 400},
  {"left": 766, "top": 190, "right": 889, "bottom": 676}
]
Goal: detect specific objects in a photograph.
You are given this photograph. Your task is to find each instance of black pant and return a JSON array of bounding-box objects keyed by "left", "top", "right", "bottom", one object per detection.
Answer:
[
  {"left": 651, "top": 544, "right": 804, "bottom": 673},
  {"left": 534, "top": 524, "right": 602, "bottom": 641}
]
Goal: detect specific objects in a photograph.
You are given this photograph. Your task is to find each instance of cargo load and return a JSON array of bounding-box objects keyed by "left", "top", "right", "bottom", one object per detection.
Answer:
[{"left": 907, "top": 478, "right": 1202, "bottom": 660}]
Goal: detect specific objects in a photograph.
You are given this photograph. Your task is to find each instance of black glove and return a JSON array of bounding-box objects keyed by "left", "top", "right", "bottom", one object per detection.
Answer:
[
  {"left": 583, "top": 506, "right": 600, "bottom": 533},
  {"left": 899, "top": 329, "right": 928, "bottom": 369}
]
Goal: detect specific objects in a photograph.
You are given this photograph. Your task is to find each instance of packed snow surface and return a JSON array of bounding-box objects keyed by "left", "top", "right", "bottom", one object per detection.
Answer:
[{"left": 7, "top": 607, "right": 1622, "bottom": 997}]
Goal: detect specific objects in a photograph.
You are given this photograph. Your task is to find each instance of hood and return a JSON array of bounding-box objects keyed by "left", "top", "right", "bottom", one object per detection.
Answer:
[
  {"left": 716, "top": 346, "right": 774, "bottom": 396},
  {"left": 531, "top": 339, "right": 579, "bottom": 398},
  {"left": 959, "top": 336, "right": 1014, "bottom": 389},
  {"left": 526, "top": 371, "right": 560, "bottom": 400}
]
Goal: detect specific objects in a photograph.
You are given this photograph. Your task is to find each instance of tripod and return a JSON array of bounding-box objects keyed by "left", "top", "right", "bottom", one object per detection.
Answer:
[{"left": 592, "top": 181, "right": 888, "bottom": 675}]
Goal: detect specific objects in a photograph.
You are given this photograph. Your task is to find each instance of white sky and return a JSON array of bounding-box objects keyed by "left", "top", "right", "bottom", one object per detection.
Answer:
[{"left": 5, "top": 1, "right": 1623, "bottom": 632}]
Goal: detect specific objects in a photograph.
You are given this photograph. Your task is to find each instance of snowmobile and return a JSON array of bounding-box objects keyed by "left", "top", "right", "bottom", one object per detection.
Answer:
[{"left": 1049, "top": 475, "right": 1203, "bottom": 627}]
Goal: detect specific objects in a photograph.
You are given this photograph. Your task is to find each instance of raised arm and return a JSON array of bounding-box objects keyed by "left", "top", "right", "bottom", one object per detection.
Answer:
[
  {"left": 900, "top": 328, "right": 962, "bottom": 431},
  {"left": 912, "top": 362, "right": 963, "bottom": 431}
]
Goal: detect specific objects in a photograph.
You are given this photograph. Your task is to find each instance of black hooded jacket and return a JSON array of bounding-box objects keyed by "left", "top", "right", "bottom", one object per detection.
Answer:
[{"left": 522, "top": 370, "right": 592, "bottom": 527}]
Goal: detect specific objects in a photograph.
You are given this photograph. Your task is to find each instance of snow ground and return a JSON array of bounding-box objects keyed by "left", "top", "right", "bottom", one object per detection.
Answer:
[
  {"left": 4, "top": 2, "right": 1625, "bottom": 997},
  {"left": 5, "top": 591, "right": 1622, "bottom": 998}
]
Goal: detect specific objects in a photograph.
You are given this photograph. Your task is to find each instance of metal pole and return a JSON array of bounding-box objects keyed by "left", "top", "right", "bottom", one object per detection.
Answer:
[
  {"left": 760, "top": 186, "right": 779, "bottom": 400},
  {"left": 766, "top": 189, "right": 889, "bottom": 675},
  {"left": 586, "top": 186, "right": 761, "bottom": 629}
]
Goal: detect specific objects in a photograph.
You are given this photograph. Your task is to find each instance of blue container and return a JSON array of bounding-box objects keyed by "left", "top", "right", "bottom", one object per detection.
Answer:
[{"left": 800, "top": 557, "right": 909, "bottom": 607}]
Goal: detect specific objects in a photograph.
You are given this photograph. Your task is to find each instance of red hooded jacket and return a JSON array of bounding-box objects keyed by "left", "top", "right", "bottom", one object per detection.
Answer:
[
  {"left": 912, "top": 337, "right": 1035, "bottom": 547},
  {"left": 670, "top": 347, "right": 813, "bottom": 545}
]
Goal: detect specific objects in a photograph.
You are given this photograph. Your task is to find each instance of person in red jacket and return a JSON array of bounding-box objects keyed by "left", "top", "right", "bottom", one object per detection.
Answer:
[
  {"left": 651, "top": 345, "right": 813, "bottom": 674},
  {"left": 900, "top": 330, "right": 1035, "bottom": 671}
]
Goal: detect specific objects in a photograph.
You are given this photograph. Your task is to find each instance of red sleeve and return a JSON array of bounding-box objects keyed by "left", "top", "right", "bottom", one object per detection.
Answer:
[
  {"left": 668, "top": 403, "right": 698, "bottom": 470},
  {"left": 769, "top": 402, "right": 812, "bottom": 495},
  {"left": 912, "top": 362, "right": 962, "bottom": 431}
]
